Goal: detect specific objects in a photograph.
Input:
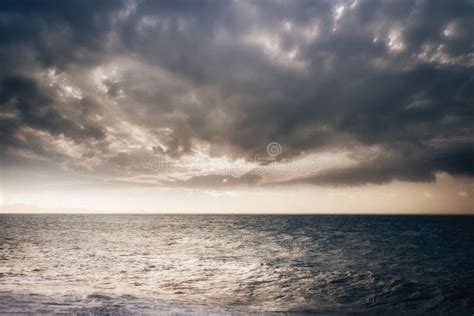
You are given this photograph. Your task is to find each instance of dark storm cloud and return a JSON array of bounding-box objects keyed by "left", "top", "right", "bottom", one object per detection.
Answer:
[
  {"left": 0, "top": 0, "right": 122, "bottom": 69},
  {"left": 276, "top": 141, "right": 474, "bottom": 186},
  {"left": 0, "top": 76, "right": 105, "bottom": 140},
  {"left": 0, "top": 75, "right": 105, "bottom": 158},
  {"left": 0, "top": 0, "right": 473, "bottom": 186}
]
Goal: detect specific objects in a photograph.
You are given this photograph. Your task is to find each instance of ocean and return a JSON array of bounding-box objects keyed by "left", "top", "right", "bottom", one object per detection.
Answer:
[{"left": 0, "top": 214, "right": 473, "bottom": 314}]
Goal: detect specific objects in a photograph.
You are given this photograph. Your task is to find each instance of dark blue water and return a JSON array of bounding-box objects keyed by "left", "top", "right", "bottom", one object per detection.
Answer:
[{"left": 0, "top": 215, "right": 473, "bottom": 314}]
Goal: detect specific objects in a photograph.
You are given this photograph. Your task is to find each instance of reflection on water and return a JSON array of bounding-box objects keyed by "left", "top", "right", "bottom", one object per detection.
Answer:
[{"left": 0, "top": 215, "right": 473, "bottom": 314}]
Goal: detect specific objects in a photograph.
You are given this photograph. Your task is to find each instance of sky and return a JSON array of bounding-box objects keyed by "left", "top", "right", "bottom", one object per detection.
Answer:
[{"left": 0, "top": 0, "right": 473, "bottom": 213}]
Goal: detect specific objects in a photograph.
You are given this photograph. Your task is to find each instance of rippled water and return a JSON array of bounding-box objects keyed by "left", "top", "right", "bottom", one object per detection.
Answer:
[{"left": 0, "top": 215, "right": 473, "bottom": 314}]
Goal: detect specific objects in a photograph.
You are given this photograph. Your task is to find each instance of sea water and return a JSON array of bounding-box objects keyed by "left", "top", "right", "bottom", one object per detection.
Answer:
[{"left": 0, "top": 214, "right": 473, "bottom": 314}]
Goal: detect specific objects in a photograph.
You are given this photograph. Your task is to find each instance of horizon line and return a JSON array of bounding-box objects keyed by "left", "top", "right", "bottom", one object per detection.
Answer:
[{"left": 1, "top": 212, "right": 473, "bottom": 216}]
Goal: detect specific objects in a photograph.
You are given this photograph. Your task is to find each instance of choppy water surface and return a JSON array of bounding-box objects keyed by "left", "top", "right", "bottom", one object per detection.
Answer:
[{"left": 0, "top": 215, "right": 473, "bottom": 314}]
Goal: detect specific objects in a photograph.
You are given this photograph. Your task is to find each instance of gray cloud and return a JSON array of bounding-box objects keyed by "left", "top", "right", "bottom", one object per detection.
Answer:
[
  {"left": 164, "top": 173, "right": 262, "bottom": 188},
  {"left": 0, "top": 0, "right": 473, "bottom": 186},
  {"left": 0, "top": 75, "right": 106, "bottom": 165},
  {"left": 275, "top": 141, "right": 474, "bottom": 186}
]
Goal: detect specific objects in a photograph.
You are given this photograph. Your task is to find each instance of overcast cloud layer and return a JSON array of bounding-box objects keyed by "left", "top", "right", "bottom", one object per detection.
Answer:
[{"left": 0, "top": 0, "right": 473, "bottom": 188}]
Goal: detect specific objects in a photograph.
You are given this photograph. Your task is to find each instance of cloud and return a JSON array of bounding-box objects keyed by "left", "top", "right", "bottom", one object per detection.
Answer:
[
  {"left": 163, "top": 173, "right": 262, "bottom": 188},
  {"left": 0, "top": 0, "right": 473, "bottom": 186}
]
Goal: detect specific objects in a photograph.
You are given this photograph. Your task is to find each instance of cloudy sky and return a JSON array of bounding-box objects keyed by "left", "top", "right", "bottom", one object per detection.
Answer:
[{"left": 1, "top": 0, "right": 473, "bottom": 213}]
